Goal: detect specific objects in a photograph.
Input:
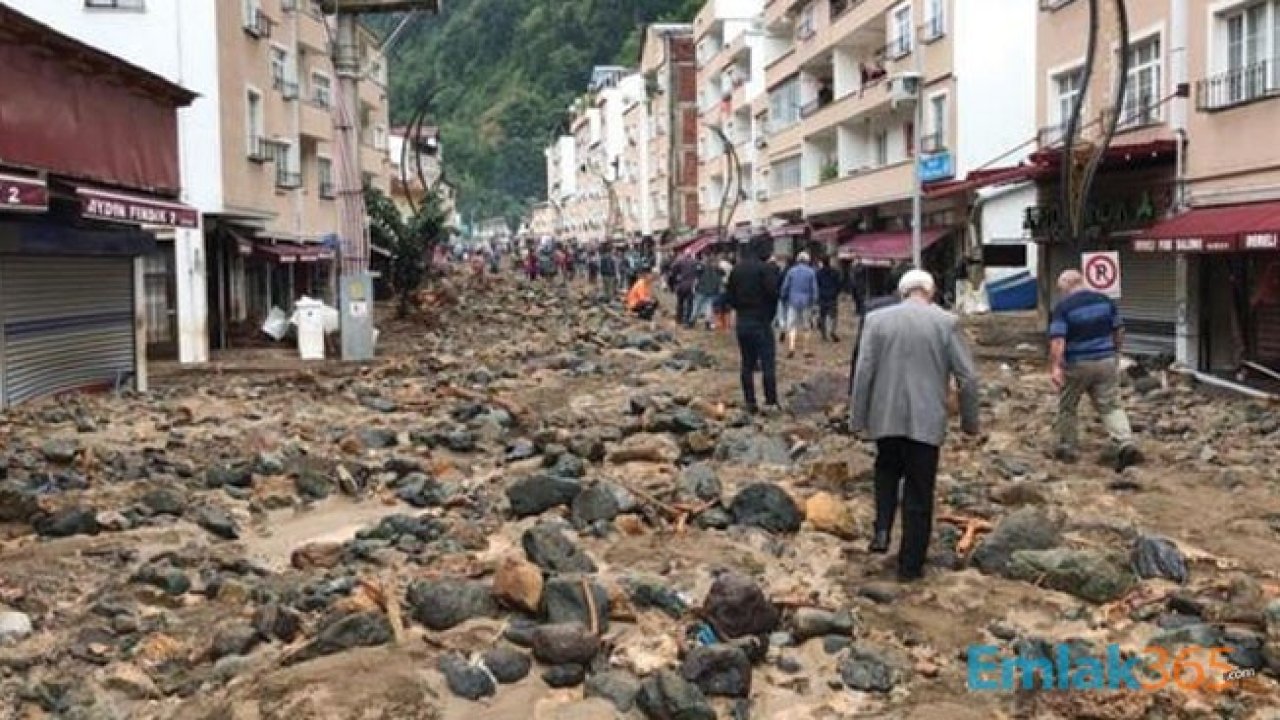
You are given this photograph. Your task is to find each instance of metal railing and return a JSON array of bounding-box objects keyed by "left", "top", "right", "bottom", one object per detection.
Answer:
[
  {"left": 879, "top": 34, "right": 912, "bottom": 62},
  {"left": 276, "top": 168, "right": 303, "bottom": 189},
  {"left": 921, "top": 132, "right": 946, "bottom": 153},
  {"left": 799, "top": 95, "right": 833, "bottom": 118},
  {"left": 1118, "top": 95, "right": 1161, "bottom": 128},
  {"left": 243, "top": 8, "right": 272, "bottom": 38},
  {"left": 1196, "top": 58, "right": 1280, "bottom": 111},
  {"left": 247, "top": 136, "right": 274, "bottom": 163},
  {"left": 830, "top": 0, "right": 865, "bottom": 21}
]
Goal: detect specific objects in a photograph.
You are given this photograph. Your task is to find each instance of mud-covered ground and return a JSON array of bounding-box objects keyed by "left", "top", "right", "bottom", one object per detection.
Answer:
[{"left": 0, "top": 276, "right": 1277, "bottom": 720}]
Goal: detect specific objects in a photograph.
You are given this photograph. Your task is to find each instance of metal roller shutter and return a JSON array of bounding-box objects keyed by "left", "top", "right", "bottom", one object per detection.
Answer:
[
  {"left": 1117, "top": 250, "right": 1177, "bottom": 356},
  {"left": 1, "top": 256, "right": 134, "bottom": 407}
]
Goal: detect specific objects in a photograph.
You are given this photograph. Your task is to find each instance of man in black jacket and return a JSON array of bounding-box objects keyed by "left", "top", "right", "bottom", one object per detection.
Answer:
[
  {"left": 726, "top": 238, "right": 782, "bottom": 414},
  {"left": 816, "top": 256, "right": 843, "bottom": 342}
]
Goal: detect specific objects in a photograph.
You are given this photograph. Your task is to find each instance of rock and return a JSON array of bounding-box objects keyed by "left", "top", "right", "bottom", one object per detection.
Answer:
[
  {"left": 503, "top": 617, "right": 539, "bottom": 648},
  {"left": 94, "top": 510, "right": 131, "bottom": 532},
  {"left": 1006, "top": 549, "right": 1137, "bottom": 603},
  {"left": 1263, "top": 600, "right": 1280, "bottom": 674},
  {"left": 439, "top": 653, "right": 496, "bottom": 701},
  {"left": 357, "top": 428, "right": 398, "bottom": 449},
  {"left": 608, "top": 433, "right": 681, "bottom": 464},
  {"left": 192, "top": 505, "right": 239, "bottom": 540},
  {"left": 395, "top": 473, "right": 455, "bottom": 508},
  {"left": 543, "top": 663, "right": 587, "bottom": 688},
  {"left": 543, "top": 576, "right": 610, "bottom": 631},
  {"left": 293, "top": 471, "right": 334, "bottom": 501},
  {"left": 254, "top": 451, "right": 287, "bottom": 475},
  {"left": 702, "top": 572, "right": 779, "bottom": 639},
  {"left": 360, "top": 396, "right": 398, "bottom": 413},
  {"left": 1222, "top": 627, "right": 1267, "bottom": 671},
  {"left": 131, "top": 564, "right": 191, "bottom": 596},
  {"left": 804, "top": 492, "right": 857, "bottom": 539},
  {"left": 0, "top": 481, "right": 40, "bottom": 523},
  {"left": 680, "top": 644, "right": 752, "bottom": 697},
  {"left": 506, "top": 474, "right": 582, "bottom": 517},
  {"left": 586, "top": 669, "right": 642, "bottom": 712},
  {"left": 100, "top": 663, "right": 161, "bottom": 700},
  {"left": 291, "top": 542, "right": 344, "bottom": 570},
  {"left": 971, "top": 508, "right": 1062, "bottom": 575},
  {"left": 211, "top": 624, "right": 260, "bottom": 660},
  {"left": 714, "top": 430, "right": 791, "bottom": 465},
  {"left": 858, "top": 583, "right": 900, "bottom": 605},
  {"left": 492, "top": 556, "right": 544, "bottom": 614},
  {"left": 522, "top": 524, "right": 597, "bottom": 574},
  {"left": 33, "top": 506, "right": 100, "bottom": 538},
  {"left": 777, "top": 656, "right": 802, "bottom": 674},
  {"left": 406, "top": 579, "right": 497, "bottom": 630},
  {"left": 532, "top": 622, "right": 600, "bottom": 665},
  {"left": 285, "top": 612, "right": 393, "bottom": 665},
  {"left": 1131, "top": 535, "right": 1188, "bottom": 584},
  {"left": 636, "top": 669, "right": 716, "bottom": 720},
  {"left": 41, "top": 438, "right": 79, "bottom": 463},
  {"left": 1149, "top": 623, "right": 1224, "bottom": 652},
  {"left": 626, "top": 577, "right": 689, "bottom": 619},
  {"left": 730, "top": 483, "right": 802, "bottom": 533},
  {"left": 823, "top": 636, "right": 853, "bottom": 654},
  {"left": 0, "top": 611, "right": 33, "bottom": 642},
  {"left": 482, "top": 645, "right": 532, "bottom": 684},
  {"left": 989, "top": 481, "right": 1048, "bottom": 506},
  {"left": 677, "top": 464, "right": 722, "bottom": 502},
  {"left": 253, "top": 603, "right": 302, "bottom": 643},
  {"left": 839, "top": 644, "right": 911, "bottom": 692},
  {"left": 140, "top": 488, "right": 187, "bottom": 516},
  {"left": 569, "top": 436, "right": 606, "bottom": 462},
  {"left": 205, "top": 464, "right": 252, "bottom": 489},
  {"left": 695, "top": 507, "right": 733, "bottom": 530},
  {"left": 791, "top": 608, "right": 855, "bottom": 642},
  {"left": 571, "top": 484, "right": 620, "bottom": 527}
]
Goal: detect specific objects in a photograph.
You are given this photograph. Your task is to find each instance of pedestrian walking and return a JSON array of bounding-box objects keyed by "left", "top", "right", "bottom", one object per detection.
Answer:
[
  {"left": 600, "top": 249, "right": 619, "bottom": 300},
  {"left": 816, "top": 256, "right": 843, "bottom": 342},
  {"left": 1048, "top": 269, "right": 1143, "bottom": 470},
  {"left": 587, "top": 250, "right": 600, "bottom": 287},
  {"left": 850, "top": 270, "right": 981, "bottom": 581},
  {"left": 725, "top": 239, "right": 782, "bottom": 414},
  {"left": 779, "top": 252, "right": 819, "bottom": 358},
  {"left": 691, "top": 253, "right": 724, "bottom": 329},
  {"left": 673, "top": 253, "right": 699, "bottom": 326},
  {"left": 625, "top": 267, "right": 659, "bottom": 320}
]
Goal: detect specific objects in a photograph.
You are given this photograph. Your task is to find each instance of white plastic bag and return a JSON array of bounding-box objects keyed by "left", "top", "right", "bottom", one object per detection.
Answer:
[{"left": 261, "top": 307, "right": 289, "bottom": 341}]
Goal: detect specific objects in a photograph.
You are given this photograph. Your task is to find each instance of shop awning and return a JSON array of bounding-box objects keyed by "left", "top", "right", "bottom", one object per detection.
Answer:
[
  {"left": 76, "top": 185, "right": 198, "bottom": 229},
  {"left": 0, "top": 171, "right": 48, "bottom": 212},
  {"left": 253, "top": 242, "right": 334, "bottom": 264},
  {"left": 924, "top": 164, "right": 1045, "bottom": 199},
  {"left": 1132, "top": 200, "right": 1280, "bottom": 253},
  {"left": 812, "top": 225, "right": 853, "bottom": 245},
  {"left": 681, "top": 234, "right": 717, "bottom": 257},
  {"left": 1030, "top": 140, "right": 1177, "bottom": 169},
  {"left": 838, "top": 228, "right": 950, "bottom": 266}
]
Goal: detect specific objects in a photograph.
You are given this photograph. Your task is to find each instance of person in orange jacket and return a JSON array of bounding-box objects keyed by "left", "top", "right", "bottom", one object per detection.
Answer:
[{"left": 625, "top": 267, "right": 659, "bottom": 320}]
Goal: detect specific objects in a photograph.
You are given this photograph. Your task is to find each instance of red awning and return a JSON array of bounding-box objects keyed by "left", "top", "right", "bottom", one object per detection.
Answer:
[
  {"left": 1030, "top": 140, "right": 1177, "bottom": 169},
  {"left": 1133, "top": 200, "right": 1280, "bottom": 253},
  {"left": 76, "top": 185, "right": 199, "bottom": 229},
  {"left": 681, "top": 235, "right": 716, "bottom": 257},
  {"left": 0, "top": 171, "right": 48, "bottom": 212},
  {"left": 812, "top": 225, "right": 852, "bottom": 245},
  {"left": 838, "top": 228, "right": 951, "bottom": 264},
  {"left": 924, "top": 164, "right": 1045, "bottom": 199}
]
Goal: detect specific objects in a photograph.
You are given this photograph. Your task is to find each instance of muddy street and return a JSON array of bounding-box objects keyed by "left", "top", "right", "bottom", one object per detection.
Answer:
[{"left": 0, "top": 280, "right": 1278, "bottom": 720}]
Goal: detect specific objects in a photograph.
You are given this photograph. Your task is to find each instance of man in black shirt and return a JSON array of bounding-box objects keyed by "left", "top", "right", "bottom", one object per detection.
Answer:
[{"left": 726, "top": 238, "right": 782, "bottom": 413}]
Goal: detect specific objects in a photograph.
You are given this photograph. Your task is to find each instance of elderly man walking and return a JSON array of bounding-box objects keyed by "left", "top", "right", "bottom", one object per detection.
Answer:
[
  {"left": 1048, "top": 269, "right": 1143, "bottom": 470},
  {"left": 851, "top": 270, "right": 981, "bottom": 581}
]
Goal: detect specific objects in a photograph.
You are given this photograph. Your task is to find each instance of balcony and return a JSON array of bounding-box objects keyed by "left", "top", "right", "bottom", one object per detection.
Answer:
[
  {"left": 920, "top": 132, "right": 945, "bottom": 154},
  {"left": 275, "top": 168, "right": 303, "bottom": 190},
  {"left": 1196, "top": 59, "right": 1280, "bottom": 112},
  {"left": 247, "top": 136, "right": 275, "bottom": 163},
  {"left": 300, "top": 101, "right": 330, "bottom": 140},
  {"left": 274, "top": 76, "right": 299, "bottom": 101},
  {"left": 766, "top": 46, "right": 801, "bottom": 88},
  {"left": 766, "top": 118, "right": 804, "bottom": 156},
  {"left": 764, "top": 0, "right": 805, "bottom": 30},
  {"left": 815, "top": 0, "right": 890, "bottom": 63},
  {"left": 243, "top": 8, "right": 273, "bottom": 39},
  {"left": 806, "top": 160, "right": 912, "bottom": 217},
  {"left": 798, "top": 77, "right": 893, "bottom": 138}
]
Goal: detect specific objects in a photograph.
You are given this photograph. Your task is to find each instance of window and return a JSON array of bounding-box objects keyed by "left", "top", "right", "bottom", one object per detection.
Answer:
[
  {"left": 246, "top": 88, "right": 265, "bottom": 158},
  {"left": 923, "top": 0, "right": 945, "bottom": 40},
  {"left": 797, "top": 3, "right": 817, "bottom": 41},
  {"left": 275, "top": 142, "right": 301, "bottom": 188},
  {"left": 85, "top": 0, "right": 145, "bottom": 9},
  {"left": 874, "top": 128, "right": 890, "bottom": 166},
  {"left": 926, "top": 93, "right": 947, "bottom": 151},
  {"left": 1225, "top": 3, "right": 1269, "bottom": 102},
  {"left": 270, "top": 46, "right": 288, "bottom": 89},
  {"left": 889, "top": 4, "right": 914, "bottom": 59},
  {"left": 318, "top": 157, "right": 334, "bottom": 198},
  {"left": 1053, "top": 66, "right": 1085, "bottom": 134},
  {"left": 769, "top": 77, "right": 802, "bottom": 129},
  {"left": 311, "top": 73, "right": 332, "bottom": 108},
  {"left": 1121, "top": 35, "right": 1162, "bottom": 126},
  {"left": 772, "top": 156, "right": 802, "bottom": 191},
  {"left": 374, "top": 125, "right": 387, "bottom": 150}
]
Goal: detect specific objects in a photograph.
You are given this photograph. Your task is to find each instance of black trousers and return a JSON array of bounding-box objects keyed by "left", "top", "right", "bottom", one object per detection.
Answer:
[
  {"left": 873, "top": 437, "right": 941, "bottom": 576},
  {"left": 818, "top": 300, "right": 839, "bottom": 338},
  {"left": 631, "top": 299, "right": 658, "bottom": 320},
  {"left": 735, "top": 321, "right": 778, "bottom": 409},
  {"left": 676, "top": 290, "right": 694, "bottom": 325}
]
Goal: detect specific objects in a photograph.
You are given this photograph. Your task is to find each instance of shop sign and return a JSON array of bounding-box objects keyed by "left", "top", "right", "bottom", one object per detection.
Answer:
[
  {"left": 1244, "top": 233, "right": 1278, "bottom": 250},
  {"left": 918, "top": 151, "right": 954, "bottom": 184},
  {"left": 78, "top": 187, "right": 199, "bottom": 229},
  {"left": 0, "top": 172, "right": 48, "bottom": 212}
]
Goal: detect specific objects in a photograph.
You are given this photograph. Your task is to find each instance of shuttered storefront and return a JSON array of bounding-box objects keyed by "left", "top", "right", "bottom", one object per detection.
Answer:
[
  {"left": 1117, "top": 249, "right": 1177, "bottom": 356},
  {"left": 1, "top": 256, "right": 134, "bottom": 406}
]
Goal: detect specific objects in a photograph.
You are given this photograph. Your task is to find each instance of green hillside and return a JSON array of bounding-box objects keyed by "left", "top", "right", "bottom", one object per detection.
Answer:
[{"left": 384, "top": 0, "right": 702, "bottom": 230}]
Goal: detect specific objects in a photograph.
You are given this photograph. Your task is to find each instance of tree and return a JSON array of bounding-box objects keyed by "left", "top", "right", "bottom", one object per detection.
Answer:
[{"left": 365, "top": 186, "right": 450, "bottom": 319}]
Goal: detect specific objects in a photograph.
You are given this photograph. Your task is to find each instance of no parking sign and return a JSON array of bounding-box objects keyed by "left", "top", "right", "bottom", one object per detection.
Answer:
[{"left": 1081, "top": 251, "right": 1122, "bottom": 299}]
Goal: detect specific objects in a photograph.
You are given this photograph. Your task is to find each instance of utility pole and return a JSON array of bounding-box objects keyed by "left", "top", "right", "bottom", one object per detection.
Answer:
[
  {"left": 321, "top": 0, "right": 440, "bottom": 362},
  {"left": 909, "top": 23, "right": 924, "bottom": 269}
]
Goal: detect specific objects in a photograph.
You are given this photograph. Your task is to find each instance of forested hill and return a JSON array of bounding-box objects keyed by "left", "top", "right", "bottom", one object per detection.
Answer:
[{"left": 383, "top": 0, "right": 701, "bottom": 229}]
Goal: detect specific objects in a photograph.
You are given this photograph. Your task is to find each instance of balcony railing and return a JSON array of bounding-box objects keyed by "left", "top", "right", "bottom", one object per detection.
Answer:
[
  {"left": 276, "top": 78, "right": 299, "bottom": 100},
  {"left": 921, "top": 132, "right": 946, "bottom": 153},
  {"left": 830, "top": 0, "right": 865, "bottom": 20},
  {"left": 879, "top": 34, "right": 912, "bottom": 62},
  {"left": 247, "top": 136, "right": 275, "bottom": 163},
  {"left": 1118, "top": 96, "right": 1162, "bottom": 129},
  {"left": 243, "top": 8, "right": 272, "bottom": 38},
  {"left": 799, "top": 93, "right": 834, "bottom": 119},
  {"left": 276, "top": 168, "right": 303, "bottom": 189},
  {"left": 1196, "top": 59, "right": 1280, "bottom": 112}
]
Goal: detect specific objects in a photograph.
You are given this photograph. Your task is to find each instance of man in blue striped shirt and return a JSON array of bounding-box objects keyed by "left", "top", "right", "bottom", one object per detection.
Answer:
[{"left": 1048, "top": 269, "right": 1141, "bottom": 470}]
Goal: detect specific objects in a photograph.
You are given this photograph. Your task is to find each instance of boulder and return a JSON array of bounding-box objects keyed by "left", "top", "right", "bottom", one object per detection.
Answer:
[
  {"left": 211, "top": 624, "right": 260, "bottom": 660},
  {"left": 730, "top": 483, "right": 802, "bottom": 533},
  {"left": 290, "top": 542, "right": 344, "bottom": 570},
  {"left": 284, "top": 612, "right": 393, "bottom": 666},
  {"left": 680, "top": 644, "right": 752, "bottom": 697},
  {"left": 790, "top": 607, "right": 856, "bottom": 642},
  {"left": 491, "top": 556, "right": 544, "bottom": 614},
  {"left": 542, "top": 663, "right": 588, "bottom": 688},
  {"left": 439, "top": 653, "right": 496, "bottom": 701},
  {"left": 1131, "top": 535, "right": 1188, "bottom": 584},
  {"left": 636, "top": 670, "right": 715, "bottom": 720},
  {"left": 702, "top": 572, "right": 779, "bottom": 639},
  {"left": 522, "top": 524, "right": 597, "bottom": 574},
  {"left": 191, "top": 505, "right": 239, "bottom": 540},
  {"left": 1006, "top": 549, "right": 1137, "bottom": 603},
  {"left": 1262, "top": 600, "right": 1280, "bottom": 675},
  {"left": 571, "top": 484, "right": 621, "bottom": 527},
  {"left": 543, "top": 576, "right": 610, "bottom": 631},
  {"left": 532, "top": 622, "right": 600, "bottom": 665},
  {"left": 406, "top": 579, "right": 497, "bottom": 630},
  {"left": 140, "top": 488, "right": 187, "bottom": 516},
  {"left": 506, "top": 474, "right": 583, "bottom": 517},
  {"left": 714, "top": 430, "right": 791, "bottom": 465},
  {"left": 482, "top": 645, "right": 532, "bottom": 684},
  {"left": 804, "top": 492, "right": 857, "bottom": 540},
  {"left": 33, "top": 507, "right": 100, "bottom": 538},
  {"left": 586, "top": 669, "right": 642, "bottom": 712},
  {"left": 0, "top": 611, "right": 33, "bottom": 643},
  {"left": 971, "top": 508, "right": 1062, "bottom": 575},
  {"left": 839, "top": 644, "right": 912, "bottom": 692},
  {"left": 607, "top": 433, "right": 681, "bottom": 464},
  {"left": 677, "top": 464, "right": 722, "bottom": 503}
]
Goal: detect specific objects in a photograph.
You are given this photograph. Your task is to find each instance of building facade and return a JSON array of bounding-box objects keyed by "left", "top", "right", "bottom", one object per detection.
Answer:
[{"left": 8, "top": 0, "right": 393, "bottom": 360}]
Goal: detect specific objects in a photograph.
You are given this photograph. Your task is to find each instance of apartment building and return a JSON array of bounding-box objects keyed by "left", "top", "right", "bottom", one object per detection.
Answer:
[
  {"left": 755, "top": 0, "right": 1037, "bottom": 275},
  {"left": 641, "top": 24, "right": 701, "bottom": 238},
  {"left": 9, "top": 0, "right": 393, "bottom": 360},
  {"left": 1036, "top": 0, "right": 1280, "bottom": 375},
  {"left": 695, "top": 0, "right": 767, "bottom": 243},
  {"left": 389, "top": 125, "right": 456, "bottom": 225}
]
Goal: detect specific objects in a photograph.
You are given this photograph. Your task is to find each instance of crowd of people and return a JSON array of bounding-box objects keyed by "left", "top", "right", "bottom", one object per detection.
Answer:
[{"left": 479, "top": 233, "right": 1142, "bottom": 584}]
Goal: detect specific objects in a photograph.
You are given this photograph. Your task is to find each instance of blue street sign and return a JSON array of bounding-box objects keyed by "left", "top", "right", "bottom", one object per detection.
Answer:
[{"left": 918, "top": 151, "right": 954, "bottom": 183}]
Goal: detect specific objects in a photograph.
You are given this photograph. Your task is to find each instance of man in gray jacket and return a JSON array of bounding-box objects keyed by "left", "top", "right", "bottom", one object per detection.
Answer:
[{"left": 850, "top": 270, "right": 981, "bottom": 581}]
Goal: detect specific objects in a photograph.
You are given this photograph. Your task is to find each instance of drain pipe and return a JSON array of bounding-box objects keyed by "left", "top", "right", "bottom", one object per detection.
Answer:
[{"left": 1168, "top": 365, "right": 1279, "bottom": 401}]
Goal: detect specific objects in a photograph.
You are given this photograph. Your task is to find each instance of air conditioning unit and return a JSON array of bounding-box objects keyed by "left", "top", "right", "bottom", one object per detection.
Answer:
[{"left": 888, "top": 72, "right": 922, "bottom": 108}]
